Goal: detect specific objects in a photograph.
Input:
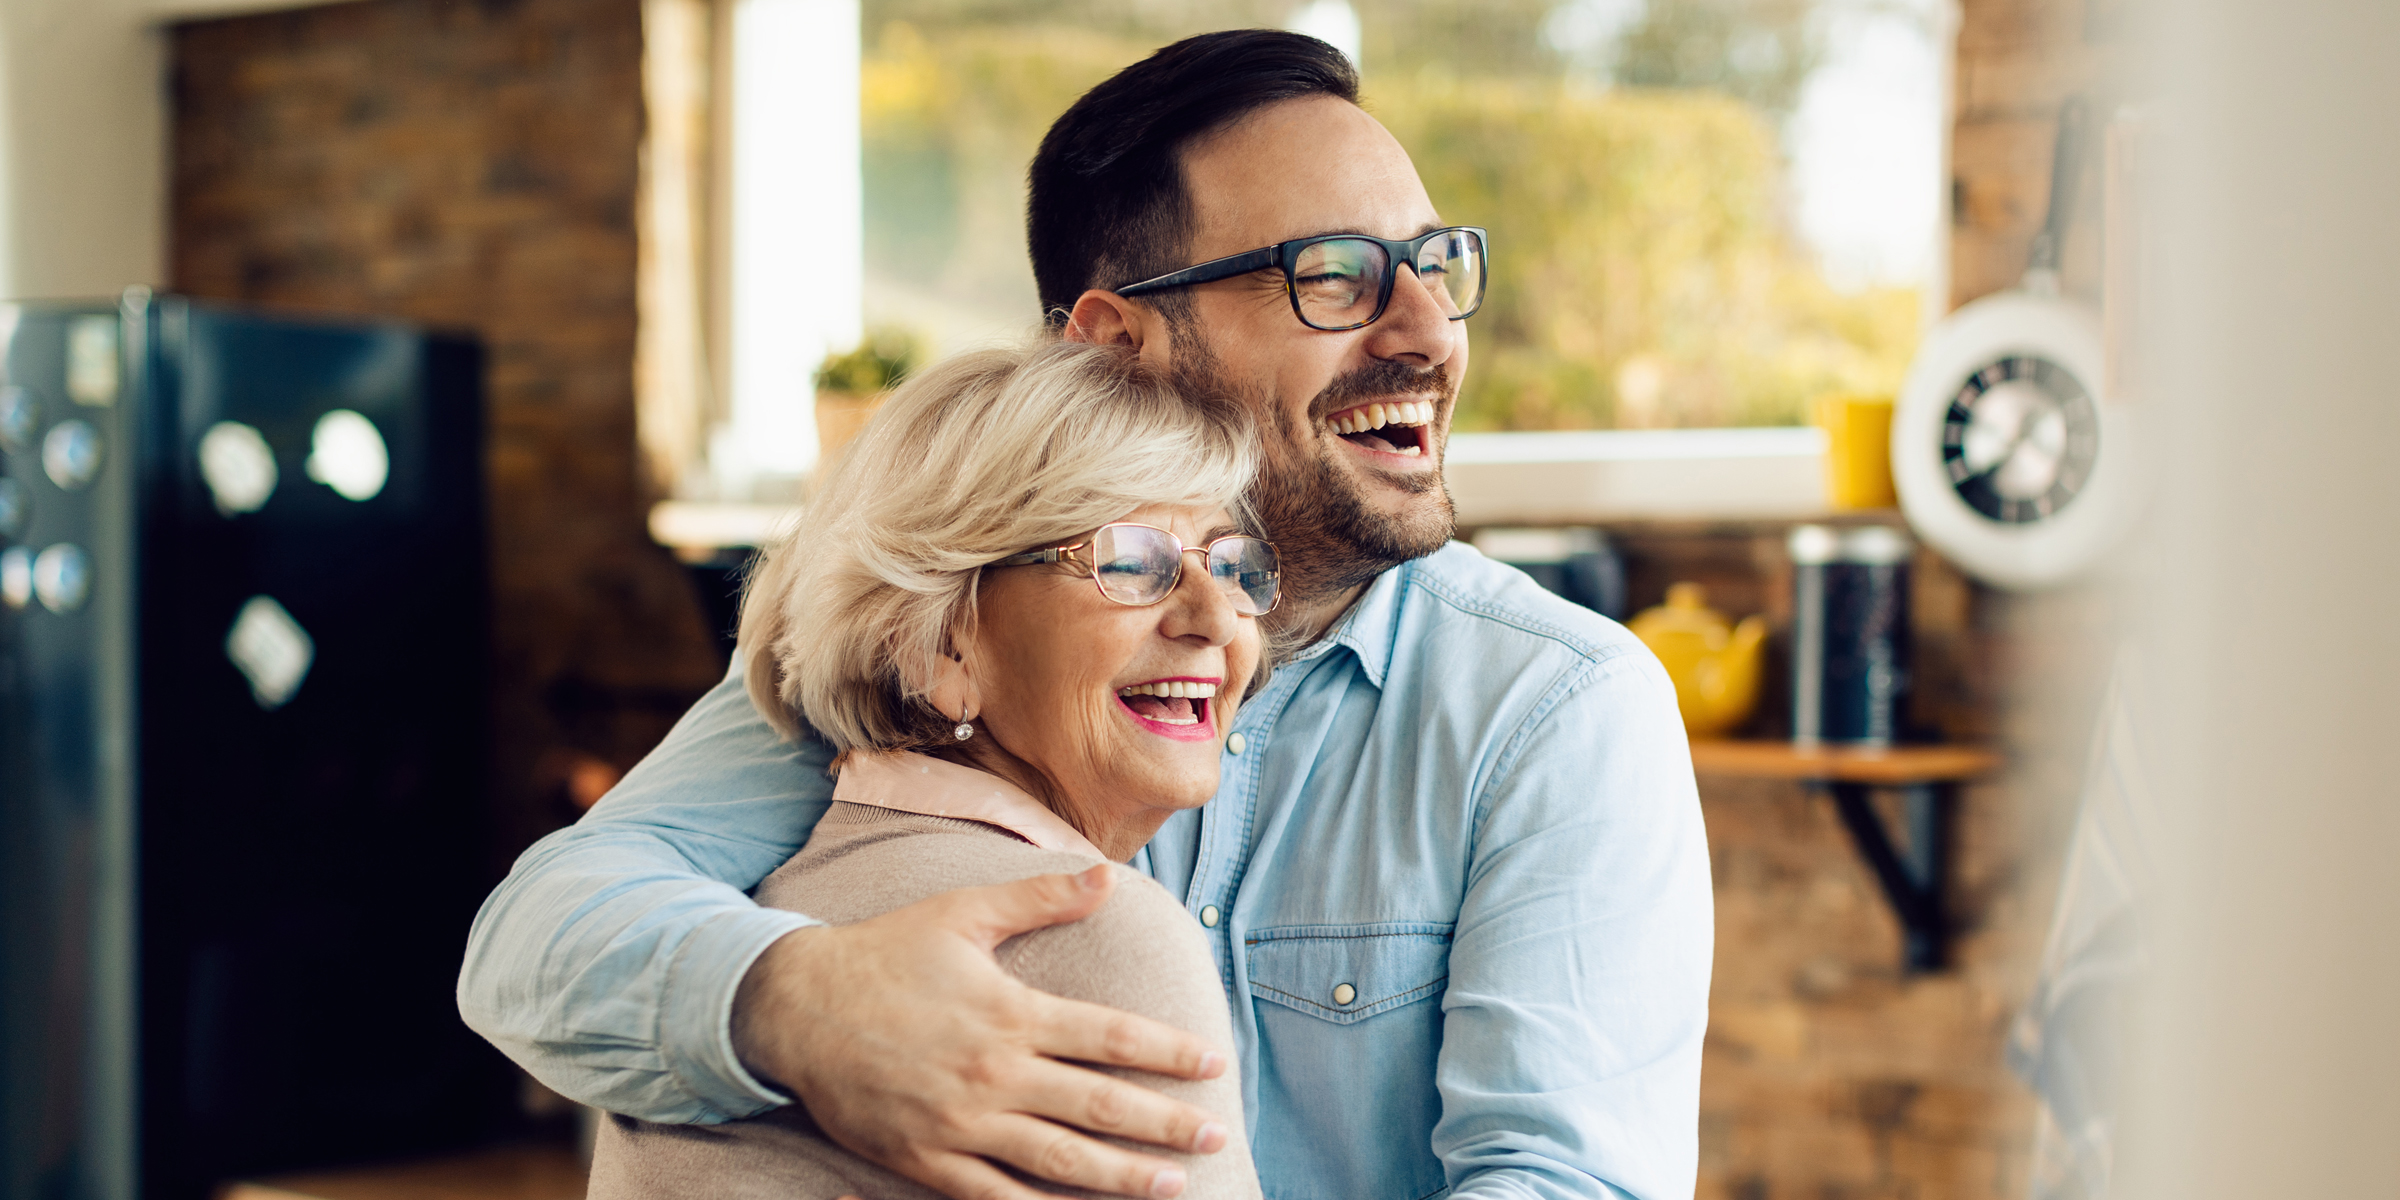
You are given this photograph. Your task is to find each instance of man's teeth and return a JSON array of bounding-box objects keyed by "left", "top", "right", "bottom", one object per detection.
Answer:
[
  {"left": 1118, "top": 681, "right": 1219, "bottom": 699},
  {"left": 1328, "top": 400, "right": 1434, "bottom": 454},
  {"left": 1328, "top": 399, "right": 1434, "bottom": 433}
]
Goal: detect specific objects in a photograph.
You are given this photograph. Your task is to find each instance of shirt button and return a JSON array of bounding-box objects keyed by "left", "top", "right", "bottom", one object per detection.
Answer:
[
  {"left": 1199, "top": 905, "right": 1220, "bottom": 928},
  {"left": 1226, "top": 733, "right": 1247, "bottom": 755},
  {"left": 1331, "top": 983, "right": 1356, "bottom": 1007}
]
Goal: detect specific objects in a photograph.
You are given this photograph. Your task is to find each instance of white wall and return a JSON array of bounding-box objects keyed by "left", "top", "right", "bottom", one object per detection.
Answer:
[
  {"left": 2119, "top": 0, "right": 2400, "bottom": 1192},
  {"left": 0, "top": 0, "right": 341, "bottom": 301}
]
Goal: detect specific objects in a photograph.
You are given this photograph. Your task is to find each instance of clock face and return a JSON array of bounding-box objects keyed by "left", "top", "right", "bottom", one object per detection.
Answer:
[{"left": 1941, "top": 354, "right": 2100, "bottom": 524}]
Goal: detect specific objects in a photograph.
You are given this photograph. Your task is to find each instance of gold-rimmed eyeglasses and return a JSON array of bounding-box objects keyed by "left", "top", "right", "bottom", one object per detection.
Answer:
[{"left": 992, "top": 522, "right": 1280, "bottom": 616}]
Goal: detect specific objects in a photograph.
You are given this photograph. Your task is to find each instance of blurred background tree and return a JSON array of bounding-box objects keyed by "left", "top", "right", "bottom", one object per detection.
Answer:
[
  {"left": 858, "top": 0, "right": 1926, "bottom": 430},
  {"left": 1547, "top": 0, "right": 1825, "bottom": 122}
]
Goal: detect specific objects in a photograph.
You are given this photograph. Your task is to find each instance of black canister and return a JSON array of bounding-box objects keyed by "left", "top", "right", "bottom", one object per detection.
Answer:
[
  {"left": 1789, "top": 524, "right": 1913, "bottom": 744},
  {"left": 1472, "top": 526, "right": 1627, "bottom": 620}
]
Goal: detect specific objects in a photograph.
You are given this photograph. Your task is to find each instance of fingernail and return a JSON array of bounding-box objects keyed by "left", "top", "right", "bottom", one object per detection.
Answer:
[
  {"left": 1191, "top": 1121, "right": 1228, "bottom": 1153},
  {"left": 1079, "top": 864, "right": 1111, "bottom": 890},
  {"left": 1149, "top": 1166, "right": 1188, "bottom": 1198},
  {"left": 1196, "top": 1051, "right": 1227, "bottom": 1078}
]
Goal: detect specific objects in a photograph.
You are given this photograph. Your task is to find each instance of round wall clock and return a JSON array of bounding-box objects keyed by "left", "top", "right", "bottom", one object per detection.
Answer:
[
  {"left": 1892, "top": 96, "right": 2139, "bottom": 591},
  {"left": 1892, "top": 290, "right": 2136, "bottom": 590}
]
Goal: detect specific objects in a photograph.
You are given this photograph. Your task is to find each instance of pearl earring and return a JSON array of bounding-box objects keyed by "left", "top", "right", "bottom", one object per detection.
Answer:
[{"left": 954, "top": 721, "right": 974, "bottom": 742}]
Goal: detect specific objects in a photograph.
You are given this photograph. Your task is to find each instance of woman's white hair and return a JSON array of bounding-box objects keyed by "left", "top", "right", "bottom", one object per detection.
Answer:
[{"left": 739, "top": 339, "right": 1262, "bottom": 755}]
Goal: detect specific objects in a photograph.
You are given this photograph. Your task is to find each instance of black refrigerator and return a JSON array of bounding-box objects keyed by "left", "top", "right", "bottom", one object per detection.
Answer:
[{"left": 0, "top": 292, "right": 502, "bottom": 1199}]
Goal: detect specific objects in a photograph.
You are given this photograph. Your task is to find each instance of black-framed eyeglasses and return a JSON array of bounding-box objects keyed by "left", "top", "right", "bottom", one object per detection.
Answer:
[
  {"left": 991, "top": 522, "right": 1280, "bottom": 616},
  {"left": 1116, "top": 226, "right": 1488, "bottom": 333}
]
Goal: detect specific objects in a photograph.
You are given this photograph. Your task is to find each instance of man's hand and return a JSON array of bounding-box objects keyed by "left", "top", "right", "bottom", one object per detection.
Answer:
[{"left": 733, "top": 864, "right": 1232, "bottom": 1200}]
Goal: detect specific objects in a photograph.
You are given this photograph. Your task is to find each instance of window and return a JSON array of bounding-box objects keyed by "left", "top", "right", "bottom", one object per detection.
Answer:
[
  {"left": 639, "top": 0, "right": 864, "bottom": 500},
  {"left": 858, "top": 0, "right": 1945, "bottom": 431},
  {"left": 640, "top": 0, "right": 1949, "bottom": 503}
]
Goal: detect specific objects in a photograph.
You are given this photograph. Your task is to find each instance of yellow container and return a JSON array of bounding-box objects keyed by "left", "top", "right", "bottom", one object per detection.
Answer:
[
  {"left": 1628, "top": 582, "right": 1768, "bottom": 739},
  {"left": 1815, "top": 393, "right": 1897, "bottom": 510}
]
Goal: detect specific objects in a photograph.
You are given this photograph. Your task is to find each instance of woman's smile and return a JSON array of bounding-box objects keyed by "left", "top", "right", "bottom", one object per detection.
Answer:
[{"left": 1116, "top": 676, "right": 1223, "bottom": 741}]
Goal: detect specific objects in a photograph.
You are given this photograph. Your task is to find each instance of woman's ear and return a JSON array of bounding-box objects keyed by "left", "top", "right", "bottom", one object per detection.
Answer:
[{"left": 921, "top": 648, "right": 983, "bottom": 725}]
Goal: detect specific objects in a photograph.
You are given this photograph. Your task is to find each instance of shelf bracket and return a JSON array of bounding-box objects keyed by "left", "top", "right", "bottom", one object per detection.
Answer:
[{"left": 1818, "top": 780, "right": 1955, "bottom": 972}]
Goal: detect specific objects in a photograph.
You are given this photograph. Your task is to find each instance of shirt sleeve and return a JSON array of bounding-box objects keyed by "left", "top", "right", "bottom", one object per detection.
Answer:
[
  {"left": 1435, "top": 647, "right": 1715, "bottom": 1200},
  {"left": 457, "top": 662, "right": 837, "bottom": 1124}
]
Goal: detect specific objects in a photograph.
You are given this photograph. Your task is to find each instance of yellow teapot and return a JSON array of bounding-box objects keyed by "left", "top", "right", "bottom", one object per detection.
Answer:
[{"left": 1628, "top": 582, "right": 1768, "bottom": 739}]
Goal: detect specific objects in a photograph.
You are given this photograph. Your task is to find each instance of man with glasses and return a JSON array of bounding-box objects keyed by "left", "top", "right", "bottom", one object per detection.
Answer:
[{"left": 461, "top": 29, "right": 1709, "bottom": 1200}]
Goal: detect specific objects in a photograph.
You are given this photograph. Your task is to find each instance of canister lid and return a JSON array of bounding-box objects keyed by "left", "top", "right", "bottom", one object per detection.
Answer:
[
  {"left": 1841, "top": 526, "right": 1914, "bottom": 564},
  {"left": 1472, "top": 525, "right": 1607, "bottom": 564},
  {"left": 1788, "top": 523, "right": 1914, "bottom": 564},
  {"left": 1788, "top": 524, "right": 1839, "bottom": 564}
]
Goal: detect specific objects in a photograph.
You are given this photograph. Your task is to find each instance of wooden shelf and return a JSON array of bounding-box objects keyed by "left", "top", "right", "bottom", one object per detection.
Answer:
[
  {"left": 1688, "top": 740, "right": 2001, "bottom": 973},
  {"left": 1688, "top": 740, "right": 2001, "bottom": 785}
]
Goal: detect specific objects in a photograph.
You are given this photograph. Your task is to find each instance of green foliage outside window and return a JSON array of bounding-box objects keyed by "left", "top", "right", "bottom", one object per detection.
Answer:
[
  {"left": 859, "top": 2, "right": 1920, "bottom": 430},
  {"left": 1379, "top": 74, "right": 1917, "bottom": 429}
]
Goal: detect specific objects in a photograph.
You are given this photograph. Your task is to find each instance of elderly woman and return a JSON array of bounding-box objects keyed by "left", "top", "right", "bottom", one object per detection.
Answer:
[{"left": 587, "top": 341, "right": 1275, "bottom": 1199}]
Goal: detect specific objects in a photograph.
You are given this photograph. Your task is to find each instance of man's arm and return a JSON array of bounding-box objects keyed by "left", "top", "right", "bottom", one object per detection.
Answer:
[
  {"left": 459, "top": 667, "right": 832, "bottom": 1121},
  {"left": 458, "top": 666, "right": 1233, "bottom": 1197},
  {"left": 1435, "top": 649, "right": 1715, "bottom": 1199}
]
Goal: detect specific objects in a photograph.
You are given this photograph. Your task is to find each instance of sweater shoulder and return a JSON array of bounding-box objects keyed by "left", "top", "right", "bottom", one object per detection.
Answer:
[
  {"left": 757, "top": 809, "right": 1224, "bottom": 1031},
  {"left": 753, "top": 805, "right": 1103, "bottom": 922}
]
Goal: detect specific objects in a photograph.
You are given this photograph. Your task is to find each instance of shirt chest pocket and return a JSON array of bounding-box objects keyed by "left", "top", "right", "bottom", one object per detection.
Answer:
[
  {"left": 1242, "top": 924, "right": 1454, "bottom": 1197},
  {"left": 1244, "top": 922, "right": 1452, "bottom": 1024}
]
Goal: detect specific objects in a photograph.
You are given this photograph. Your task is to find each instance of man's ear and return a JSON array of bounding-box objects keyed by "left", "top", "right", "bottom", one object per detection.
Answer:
[{"left": 1061, "top": 290, "right": 1158, "bottom": 352}]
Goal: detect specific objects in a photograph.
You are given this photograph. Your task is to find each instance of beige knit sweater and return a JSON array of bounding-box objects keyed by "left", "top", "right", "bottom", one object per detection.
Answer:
[{"left": 587, "top": 800, "right": 1263, "bottom": 1200}]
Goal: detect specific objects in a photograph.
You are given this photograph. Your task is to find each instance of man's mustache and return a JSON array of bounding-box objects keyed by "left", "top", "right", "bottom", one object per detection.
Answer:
[{"left": 1308, "top": 361, "right": 1456, "bottom": 420}]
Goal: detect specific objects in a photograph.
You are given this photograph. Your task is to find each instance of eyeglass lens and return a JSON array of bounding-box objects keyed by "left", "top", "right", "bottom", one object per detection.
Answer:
[
  {"left": 1088, "top": 524, "right": 1279, "bottom": 615},
  {"left": 1290, "top": 230, "right": 1484, "bottom": 331},
  {"left": 1207, "top": 537, "right": 1281, "bottom": 616}
]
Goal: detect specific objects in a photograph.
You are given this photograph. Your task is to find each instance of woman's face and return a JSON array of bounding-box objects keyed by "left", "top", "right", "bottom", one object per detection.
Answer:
[{"left": 960, "top": 503, "right": 1265, "bottom": 852}]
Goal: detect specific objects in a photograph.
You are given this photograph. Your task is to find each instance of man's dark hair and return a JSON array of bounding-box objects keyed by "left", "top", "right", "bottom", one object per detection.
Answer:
[{"left": 1027, "top": 30, "right": 1359, "bottom": 325}]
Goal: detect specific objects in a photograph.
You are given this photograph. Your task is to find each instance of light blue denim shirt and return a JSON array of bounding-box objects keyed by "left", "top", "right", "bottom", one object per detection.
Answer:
[{"left": 461, "top": 542, "right": 1713, "bottom": 1199}]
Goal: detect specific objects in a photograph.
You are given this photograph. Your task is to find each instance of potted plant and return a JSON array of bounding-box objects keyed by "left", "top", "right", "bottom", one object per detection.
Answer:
[{"left": 813, "top": 328, "right": 922, "bottom": 467}]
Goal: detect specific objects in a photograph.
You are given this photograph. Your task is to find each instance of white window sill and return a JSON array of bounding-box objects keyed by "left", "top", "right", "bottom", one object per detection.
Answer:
[
  {"left": 1444, "top": 427, "right": 1831, "bottom": 526},
  {"left": 649, "top": 501, "right": 797, "bottom": 557},
  {"left": 650, "top": 428, "right": 1838, "bottom": 552}
]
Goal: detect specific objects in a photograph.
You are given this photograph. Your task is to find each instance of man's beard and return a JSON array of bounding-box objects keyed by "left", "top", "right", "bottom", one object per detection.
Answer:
[{"left": 1170, "top": 322, "right": 1458, "bottom": 610}]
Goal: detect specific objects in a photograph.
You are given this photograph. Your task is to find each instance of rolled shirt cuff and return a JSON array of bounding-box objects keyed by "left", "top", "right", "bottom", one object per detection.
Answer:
[{"left": 659, "top": 904, "right": 823, "bottom": 1121}]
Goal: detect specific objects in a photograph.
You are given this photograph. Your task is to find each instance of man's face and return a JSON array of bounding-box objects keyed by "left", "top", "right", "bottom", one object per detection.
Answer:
[{"left": 1161, "top": 95, "right": 1469, "bottom": 604}]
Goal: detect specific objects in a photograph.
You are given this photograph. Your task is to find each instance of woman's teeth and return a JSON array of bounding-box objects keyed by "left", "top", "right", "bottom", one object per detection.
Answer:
[
  {"left": 1119, "top": 680, "right": 1219, "bottom": 699},
  {"left": 1117, "top": 680, "right": 1215, "bottom": 727},
  {"left": 1327, "top": 400, "right": 1434, "bottom": 455}
]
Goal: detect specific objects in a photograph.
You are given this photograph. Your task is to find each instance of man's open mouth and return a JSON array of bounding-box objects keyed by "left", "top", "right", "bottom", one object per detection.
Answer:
[
  {"left": 1116, "top": 678, "right": 1218, "bottom": 737},
  {"left": 1326, "top": 399, "right": 1435, "bottom": 457}
]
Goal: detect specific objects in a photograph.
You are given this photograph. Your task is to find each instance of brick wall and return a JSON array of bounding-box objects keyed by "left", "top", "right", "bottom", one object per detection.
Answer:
[
  {"left": 169, "top": 0, "right": 725, "bottom": 866},
  {"left": 1690, "top": 582, "right": 2120, "bottom": 1200},
  {"left": 1680, "top": 0, "right": 2118, "bottom": 1192},
  {"left": 1951, "top": 0, "right": 2112, "bottom": 308}
]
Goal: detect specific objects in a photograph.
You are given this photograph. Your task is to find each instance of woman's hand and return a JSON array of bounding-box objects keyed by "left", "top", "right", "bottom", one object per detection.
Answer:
[{"left": 733, "top": 864, "right": 1233, "bottom": 1199}]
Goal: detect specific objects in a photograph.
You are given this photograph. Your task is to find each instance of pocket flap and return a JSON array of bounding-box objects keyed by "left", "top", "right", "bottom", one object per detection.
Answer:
[{"left": 1244, "top": 922, "right": 1452, "bottom": 1025}]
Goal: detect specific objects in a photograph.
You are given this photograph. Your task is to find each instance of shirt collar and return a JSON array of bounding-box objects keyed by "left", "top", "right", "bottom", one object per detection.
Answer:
[
  {"left": 832, "top": 751, "right": 1107, "bottom": 861},
  {"left": 1294, "top": 559, "right": 1407, "bottom": 690}
]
